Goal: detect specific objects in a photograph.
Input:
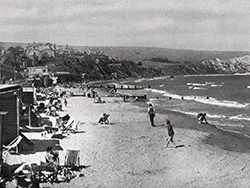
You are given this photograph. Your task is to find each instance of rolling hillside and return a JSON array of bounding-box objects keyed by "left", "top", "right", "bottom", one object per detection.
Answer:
[{"left": 1, "top": 41, "right": 250, "bottom": 64}]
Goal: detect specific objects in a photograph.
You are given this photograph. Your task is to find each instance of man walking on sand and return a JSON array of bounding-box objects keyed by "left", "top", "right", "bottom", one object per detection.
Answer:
[
  {"left": 165, "top": 120, "right": 176, "bottom": 147},
  {"left": 148, "top": 103, "right": 156, "bottom": 127}
]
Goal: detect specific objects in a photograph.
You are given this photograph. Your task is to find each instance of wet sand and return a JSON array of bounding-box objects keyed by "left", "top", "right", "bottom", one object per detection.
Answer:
[{"left": 6, "top": 92, "right": 250, "bottom": 188}]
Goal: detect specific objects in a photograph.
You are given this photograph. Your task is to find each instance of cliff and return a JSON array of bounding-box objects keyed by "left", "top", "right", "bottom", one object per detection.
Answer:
[
  {"left": 143, "top": 55, "right": 250, "bottom": 75},
  {"left": 1, "top": 42, "right": 250, "bottom": 82}
]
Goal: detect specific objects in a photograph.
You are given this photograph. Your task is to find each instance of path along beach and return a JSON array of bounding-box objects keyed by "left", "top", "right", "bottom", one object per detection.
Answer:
[{"left": 6, "top": 88, "right": 250, "bottom": 188}]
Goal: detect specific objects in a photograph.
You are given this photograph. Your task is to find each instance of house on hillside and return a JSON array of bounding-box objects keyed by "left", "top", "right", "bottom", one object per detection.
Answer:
[{"left": 27, "top": 66, "right": 48, "bottom": 77}]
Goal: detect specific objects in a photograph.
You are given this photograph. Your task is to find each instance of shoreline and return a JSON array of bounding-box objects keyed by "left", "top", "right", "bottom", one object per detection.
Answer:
[
  {"left": 5, "top": 87, "right": 250, "bottom": 187},
  {"left": 120, "top": 89, "right": 250, "bottom": 154}
]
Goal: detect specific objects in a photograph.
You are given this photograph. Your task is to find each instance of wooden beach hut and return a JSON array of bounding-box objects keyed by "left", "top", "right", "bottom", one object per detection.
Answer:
[
  {"left": 0, "top": 85, "right": 34, "bottom": 153},
  {"left": 0, "top": 84, "right": 22, "bottom": 146}
]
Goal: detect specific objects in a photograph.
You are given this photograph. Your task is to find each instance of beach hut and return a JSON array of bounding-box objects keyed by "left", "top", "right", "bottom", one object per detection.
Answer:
[
  {"left": 0, "top": 85, "right": 34, "bottom": 153},
  {"left": 0, "top": 84, "right": 22, "bottom": 146}
]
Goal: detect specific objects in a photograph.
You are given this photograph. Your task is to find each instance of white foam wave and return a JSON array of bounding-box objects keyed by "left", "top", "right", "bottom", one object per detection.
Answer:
[
  {"left": 229, "top": 114, "right": 250, "bottom": 121},
  {"left": 211, "top": 84, "right": 222, "bottom": 87},
  {"left": 145, "top": 88, "right": 249, "bottom": 108},
  {"left": 171, "top": 109, "right": 226, "bottom": 119},
  {"left": 145, "top": 88, "right": 166, "bottom": 94},
  {"left": 187, "top": 82, "right": 207, "bottom": 86},
  {"left": 193, "top": 97, "right": 249, "bottom": 108},
  {"left": 192, "top": 83, "right": 207, "bottom": 86},
  {"left": 171, "top": 109, "right": 197, "bottom": 117},
  {"left": 234, "top": 73, "right": 250, "bottom": 75},
  {"left": 187, "top": 82, "right": 222, "bottom": 88},
  {"left": 193, "top": 87, "right": 207, "bottom": 90},
  {"left": 206, "top": 114, "right": 227, "bottom": 119}
]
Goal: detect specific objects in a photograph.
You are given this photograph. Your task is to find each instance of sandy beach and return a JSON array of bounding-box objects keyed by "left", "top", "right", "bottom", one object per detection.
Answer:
[{"left": 6, "top": 90, "right": 250, "bottom": 188}]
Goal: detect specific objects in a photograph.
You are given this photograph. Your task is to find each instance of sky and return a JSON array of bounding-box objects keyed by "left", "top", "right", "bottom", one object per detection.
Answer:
[{"left": 1, "top": 0, "right": 250, "bottom": 51}]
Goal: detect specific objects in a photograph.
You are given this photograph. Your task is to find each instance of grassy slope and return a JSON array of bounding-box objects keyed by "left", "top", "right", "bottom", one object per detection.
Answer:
[{"left": 71, "top": 46, "right": 250, "bottom": 63}]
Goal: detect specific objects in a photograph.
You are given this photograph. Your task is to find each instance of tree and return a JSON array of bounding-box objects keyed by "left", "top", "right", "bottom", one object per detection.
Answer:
[
  {"left": 137, "top": 61, "right": 143, "bottom": 66},
  {"left": 4, "top": 46, "right": 27, "bottom": 71}
]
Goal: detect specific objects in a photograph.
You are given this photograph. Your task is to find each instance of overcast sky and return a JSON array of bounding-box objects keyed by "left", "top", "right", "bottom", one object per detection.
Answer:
[{"left": 1, "top": 0, "right": 250, "bottom": 51}]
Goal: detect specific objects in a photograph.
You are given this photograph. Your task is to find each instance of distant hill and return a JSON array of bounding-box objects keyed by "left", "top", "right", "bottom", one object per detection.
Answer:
[
  {"left": 2, "top": 41, "right": 250, "bottom": 82},
  {"left": 1, "top": 41, "right": 250, "bottom": 63},
  {"left": 71, "top": 46, "right": 250, "bottom": 63}
]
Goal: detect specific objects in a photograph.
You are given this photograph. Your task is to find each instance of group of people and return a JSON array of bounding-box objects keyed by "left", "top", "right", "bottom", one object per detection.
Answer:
[{"left": 147, "top": 103, "right": 208, "bottom": 148}]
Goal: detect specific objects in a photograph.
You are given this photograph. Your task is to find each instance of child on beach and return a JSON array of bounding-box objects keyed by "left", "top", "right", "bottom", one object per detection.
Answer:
[
  {"left": 165, "top": 120, "right": 176, "bottom": 148},
  {"left": 197, "top": 113, "right": 208, "bottom": 124},
  {"left": 148, "top": 104, "right": 156, "bottom": 127},
  {"left": 98, "top": 113, "right": 110, "bottom": 124}
]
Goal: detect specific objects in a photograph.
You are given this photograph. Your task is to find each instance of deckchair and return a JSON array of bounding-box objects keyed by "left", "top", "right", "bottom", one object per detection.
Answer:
[
  {"left": 64, "top": 150, "right": 80, "bottom": 167},
  {"left": 63, "top": 120, "right": 80, "bottom": 133},
  {"left": 3, "top": 136, "right": 23, "bottom": 152}
]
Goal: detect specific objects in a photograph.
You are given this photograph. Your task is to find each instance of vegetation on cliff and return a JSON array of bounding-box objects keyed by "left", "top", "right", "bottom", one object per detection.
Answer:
[
  {"left": 1, "top": 42, "right": 250, "bottom": 82},
  {"left": 0, "top": 44, "right": 165, "bottom": 81}
]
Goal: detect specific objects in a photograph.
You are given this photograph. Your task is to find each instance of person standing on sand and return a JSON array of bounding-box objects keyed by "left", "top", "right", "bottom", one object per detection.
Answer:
[
  {"left": 165, "top": 120, "right": 176, "bottom": 147},
  {"left": 148, "top": 104, "right": 156, "bottom": 127}
]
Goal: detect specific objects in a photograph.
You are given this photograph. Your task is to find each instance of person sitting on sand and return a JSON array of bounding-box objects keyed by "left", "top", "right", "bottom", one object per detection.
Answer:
[
  {"left": 45, "top": 146, "right": 59, "bottom": 169},
  {"left": 165, "top": 120, "right": 176, "bottom": 148},
  {"left": 94, "top": 97, "right": 105, "bottom": 103},
  {"left": 197, "top": 113, "right": 208, "bottom": 124},
  {"left": 98, "top": 113, "right": 110, "bottom": 124},
  {"left": 148, "top": 104, "right": 156, "bottom": 127}
]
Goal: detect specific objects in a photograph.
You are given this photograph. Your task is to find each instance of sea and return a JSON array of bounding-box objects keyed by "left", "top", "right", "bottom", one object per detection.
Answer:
[{"left": 126, "top": 74, "right": 250, "bottom": 137}]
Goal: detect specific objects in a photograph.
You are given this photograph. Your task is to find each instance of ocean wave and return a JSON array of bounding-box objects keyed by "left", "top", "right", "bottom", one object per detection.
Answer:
[
  {"left": 145, "top": 88, "right": 249, "bottom": 108},
  {"left": 193, "top": 97, "right": 249, "bottom": 108},
  {"left": 211, "top": 84, "right": 222, "bottom": 87},
  {"left": 193, "top": 87, "right": 207, "bottom": 90},
  {"left": 171, "top": 109, "right": 226, "bottom": 119},
  {"left": 229, "top": 114, "right": 250, "bottom": 121},
  {"left": 206, "top": 114, "right": 227, "bottom": 119},
  {"left": 187, "top": 82, "right": 207, "bottom": 86},
  {"left": 234, "top": 73, "right": 250, "bottom": 75},
  {"left": 187, "top": 82, "right": 222, "bottom": 88},
  {"left": 146, "top": 88, "right": 166, "bottom": 94}
]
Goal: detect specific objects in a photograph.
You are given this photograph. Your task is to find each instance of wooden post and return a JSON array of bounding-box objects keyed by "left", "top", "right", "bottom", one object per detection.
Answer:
[{"left": 29, "top": 105, "right": 32, "bottom": 127}]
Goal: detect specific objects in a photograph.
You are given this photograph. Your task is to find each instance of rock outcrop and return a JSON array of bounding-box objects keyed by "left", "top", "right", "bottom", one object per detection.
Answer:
[{"left": 158, "top": 55, "right": 250, "bottom": 75}]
